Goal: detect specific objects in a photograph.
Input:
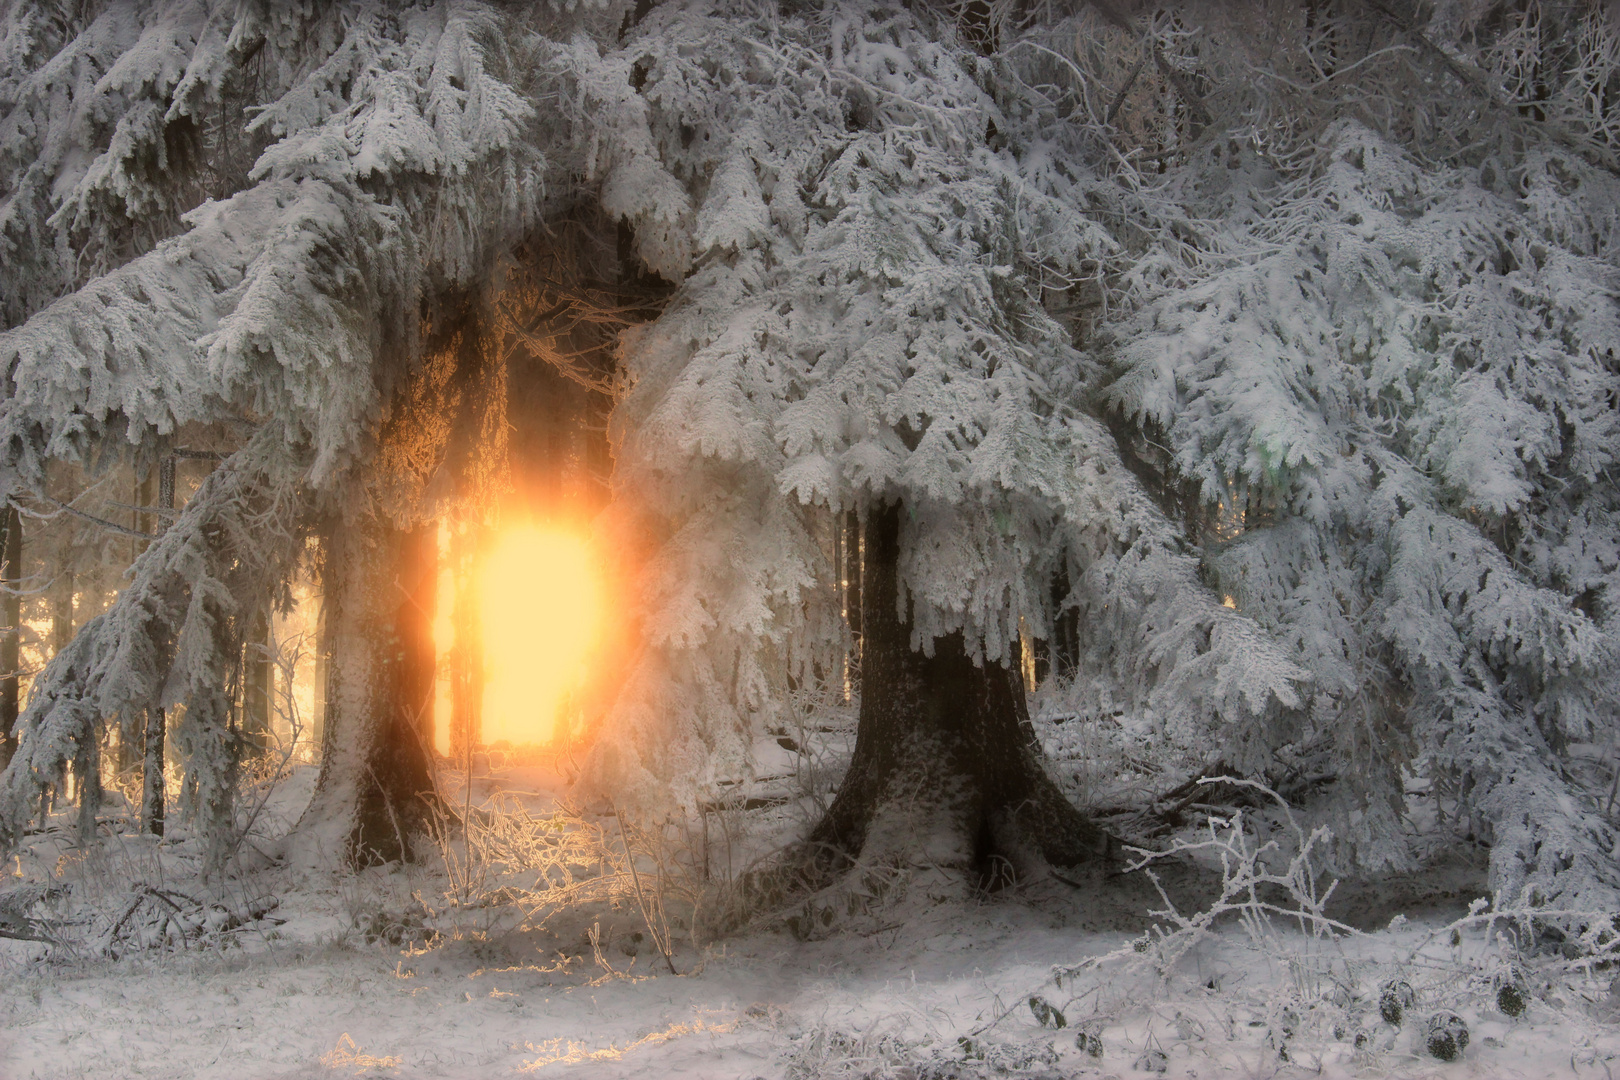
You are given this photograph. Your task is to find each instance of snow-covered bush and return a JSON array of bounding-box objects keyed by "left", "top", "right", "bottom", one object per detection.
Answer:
[
  {"left": 1031, "top": 779, "right": 1620, "bottom": 1070},
  {"left": 1089, "top": 4, "right": 1620, "bottom": 906},
  {"left": 0, "top": 829, "right": 284, "bottom": 962}
]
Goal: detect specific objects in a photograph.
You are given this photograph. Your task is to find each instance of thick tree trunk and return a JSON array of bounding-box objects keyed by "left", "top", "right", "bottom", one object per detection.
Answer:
[
  {"left": 287, "top": 515, "right": 439, "bottom": 868},
  {"left": 396, "top": 524, "right": 438, "bottom": 754},
  {"left": 810, "top": 503, "right": 1108, "bottom": 883}
]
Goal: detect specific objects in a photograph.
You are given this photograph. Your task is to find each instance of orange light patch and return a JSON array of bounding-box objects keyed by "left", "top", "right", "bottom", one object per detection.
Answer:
[
  {"left": 477, "top": 526, "right": 599, "bottom": 746},
  {"left": 432, "top": 521, "right": 456, "bottom": 758}
]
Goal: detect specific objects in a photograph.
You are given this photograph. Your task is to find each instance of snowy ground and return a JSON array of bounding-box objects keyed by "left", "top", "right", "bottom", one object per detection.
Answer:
[{"left": 3, "top": 760, "right": 1618, "bottom": 1080}]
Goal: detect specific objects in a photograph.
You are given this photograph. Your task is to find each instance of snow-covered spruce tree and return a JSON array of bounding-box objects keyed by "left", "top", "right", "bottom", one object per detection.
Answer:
[
  {"left": 579, "top": 1, "right": 1306, "bottom": 889},
  {"left": 1069, "top": 1, "right": 1620, "bottom": 907},
  {"left": 0, "top": 0, "right": 575, "bottom": 866}
]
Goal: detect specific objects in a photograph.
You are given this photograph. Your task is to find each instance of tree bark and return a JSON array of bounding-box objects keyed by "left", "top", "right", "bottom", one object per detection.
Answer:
[
  {"left": 114, "top": 474, "right": 152, "bottom": 776},
  {"left": 312, "top": 575, "right": 327, "bottom": 754},
  {"left": 396, "top": 523, "right": 438, "bottom": 756},
  {"left": 48, "top": 561, "right": 88, "bottom": 832},
  {"left": 0, "top": 505, "right": 19, "bottom": 771},
  {"left": 287, "top": 515, "right": 439, "bottom": 868},
  {"left": 51, "top": 566, "right": 72, "bottom": 655},
  {"left": 843, "top": 508, "right": 862, "bottom": 642},
  {"left": 1032, "top": 563, "right": 1079, "bottom": 688},
  {"left": 139, "top": 456, "right": 174, "bottom": 836},
  {"left": 241, "top": 608, "right": 273, "bottom": 752},
  {"left": 809, "top": 503, "right": 1108, "bottom": 883}
]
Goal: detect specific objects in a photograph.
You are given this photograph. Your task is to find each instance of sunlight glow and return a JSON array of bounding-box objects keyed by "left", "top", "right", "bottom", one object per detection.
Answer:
[
  {"left": 478, "top": 525, "right": 600, "bottom": 746},
  {"left": 431, "top": 520, "right": 456, "bottom": 758}
]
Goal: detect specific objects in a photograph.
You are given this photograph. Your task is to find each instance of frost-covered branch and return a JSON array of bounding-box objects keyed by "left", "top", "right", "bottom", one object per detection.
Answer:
[{"left": 0, "top": 434, "right": 304, "bottom": 860}]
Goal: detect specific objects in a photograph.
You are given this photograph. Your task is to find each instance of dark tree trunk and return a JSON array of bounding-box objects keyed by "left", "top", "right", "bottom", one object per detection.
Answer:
[
  {"left": 113, "top": 475, "right": 150, "bottom": 776},
  {"left": 139, "top": 456, "right": 175, "bottom": 835},
  {"left": 810, "top": 503, "right": 1108, "bottom": 883},
  {"left": 49, "top": 563, "right": 92, "bottom": 833},
  {"left": 395, "top": 524, "right": 438, "bottom": 754},
  {"left": 0, "top": 504, "right": 19, "bottom": 770},
  {"left": 1033, "top": 563, "right": 1079, "bottom": 687},
  {"left": 843, "top": 508, "right": 862, "bottom": 644},
  {"left": 139, "top": 704, "right": 167, "bottom": 837},
  {"left": 288, "top": 515, "right": 439, "bottom": 868},
  {"left": 51, "top": 566, "right": 73, "bottom": 654}
]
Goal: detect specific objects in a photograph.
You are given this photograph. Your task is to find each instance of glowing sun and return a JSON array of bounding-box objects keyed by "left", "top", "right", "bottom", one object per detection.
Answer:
[{"left": 477, "top": 526, "right": 600, "bottom": 746}]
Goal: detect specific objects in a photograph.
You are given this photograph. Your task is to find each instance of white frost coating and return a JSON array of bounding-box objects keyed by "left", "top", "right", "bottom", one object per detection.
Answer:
[
  {"left": 584, "top": 4, "right": 1307, "bottom": 816},
  {"left": 1104, "top": 115, "right": 1620, "bottom": 901}
]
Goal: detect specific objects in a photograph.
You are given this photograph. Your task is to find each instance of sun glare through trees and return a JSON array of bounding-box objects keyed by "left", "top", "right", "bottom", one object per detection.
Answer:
[{"left": 470, "top": 525, "right": 599, "bottom": 748}]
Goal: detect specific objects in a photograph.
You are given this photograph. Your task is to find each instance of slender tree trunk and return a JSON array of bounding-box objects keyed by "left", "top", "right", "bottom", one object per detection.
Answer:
[
  {"left": 810, "top": 503, "right": 1108, "bottom": 883},
  {"left": 448, "top": 523, "right": 484, "bottom": 765},
  {"left": 843, "top": 509, "right": 862, "bottom": 694},
  {"left": 1054, "top": 565, "right": 1079, "bottom": 679},
  {"left": 139, "top": 706, "right": 167, "bottom": 837},
  {"left": 287, "top": 515, "right": 439, "bottom": 867},
  {"left": 312, "top": 587, "right": 328, "bottom": 756},
  {"left": 0, "top": 505, "right": 20, "bottom": 770},
  {"left": 75, "top": 723, "right": 101, "bottom": 843},
  {"left": 51, "top": 566, "right": 72, "bottom": 655},
  {"left": 241, "top": 609, "right": 273, "bottom": 752},
  {"left": 113, "top": 475, "right": 151, "bottom": 776},
  {"left": 139, "top": 456, "right": 174, "bottom": 836},
  {"left": 48, "top": 564, "right": 85, "bottom": 830},
  {"left": 1032, "top": 563, "right": 1079, "bottom": 688}
]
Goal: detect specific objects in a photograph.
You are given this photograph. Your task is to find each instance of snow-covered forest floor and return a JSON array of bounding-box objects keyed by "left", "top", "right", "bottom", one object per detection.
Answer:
[{"left": 3, "top": 749, "right": 1618, "bottom": 1080}]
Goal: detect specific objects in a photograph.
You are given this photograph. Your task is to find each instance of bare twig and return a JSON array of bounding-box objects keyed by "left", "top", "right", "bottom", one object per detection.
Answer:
[{"left": 614, "top": 809, "right": 678, "bottom": 975}]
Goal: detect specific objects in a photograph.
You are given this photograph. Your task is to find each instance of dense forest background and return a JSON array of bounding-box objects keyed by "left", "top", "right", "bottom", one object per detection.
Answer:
[{"left": 0, "top": 0, "right": 1617, "bottom": 922}]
